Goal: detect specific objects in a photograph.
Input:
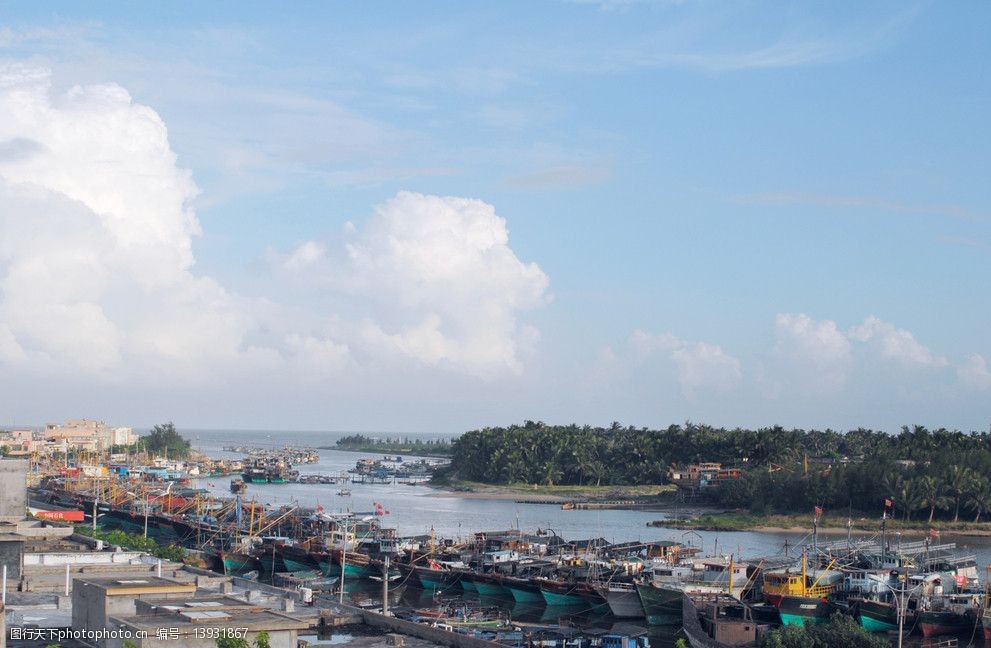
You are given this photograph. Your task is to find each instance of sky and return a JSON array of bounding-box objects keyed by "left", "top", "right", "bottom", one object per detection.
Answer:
[{"left": 0, "top": 1, "right": 988, "bottom": 434}]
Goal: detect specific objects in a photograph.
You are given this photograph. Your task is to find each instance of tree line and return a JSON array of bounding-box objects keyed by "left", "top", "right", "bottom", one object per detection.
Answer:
[
  {"left": 447, "top": 421, "right": 991, "bottom": 521},
  {"left": 334, "top": 433, "right": 453, "bottom": 455}
]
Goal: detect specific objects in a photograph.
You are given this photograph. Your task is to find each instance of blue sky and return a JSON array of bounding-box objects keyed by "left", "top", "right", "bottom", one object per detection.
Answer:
[{"left": 0, "top": 1, "right": 988, "bottom": 433}]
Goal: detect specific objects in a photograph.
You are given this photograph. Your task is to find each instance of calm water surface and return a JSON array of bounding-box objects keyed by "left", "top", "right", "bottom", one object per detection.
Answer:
[{"left": 186, "top": 429, "right": 991, "bottom": 565}]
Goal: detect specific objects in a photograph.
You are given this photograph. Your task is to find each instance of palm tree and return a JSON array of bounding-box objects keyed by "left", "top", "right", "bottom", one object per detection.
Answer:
[
  {"left": 897, "top": 479, "right": 922, "bottom": 522},
  {"left": 917, "top": 476, "right": 950, "bottom": 523},
  {"left": 966, "top": 476, "right": 991, "bottom": 523},
  {"left": 946, "top": 465, "right": 976, "bottom": 522}
]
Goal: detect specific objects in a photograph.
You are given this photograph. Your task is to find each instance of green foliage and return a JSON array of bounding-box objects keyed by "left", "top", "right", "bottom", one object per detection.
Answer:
[
  {"left": 216, "top": 638, "right": 250, "bottom": 648},
  {"left": 123, "top": 641, "right": 140, "bottom": 648},
  {"left": 141, "top": 422, "right": 191, "bottom": 458},
  {"left": 760, "top": 614, "right": 888, "bottom": 648},
  {"left": 334, "top": 434, "right": 452, "bottom": 456},
  {"left": 449, "top": 422, "right": 991, "bottom": 519},
  {"left": 74, "top": 526, "right": 187, "bottom": 562},
  {"left": 0, "top": 445, "right": 8, "bottom": 456},
  {"left": 253, "top": 631, "right": 271, "bottom": 648},
  {"left": 674, "top": 639, "right": 689, "bottom": 648}
]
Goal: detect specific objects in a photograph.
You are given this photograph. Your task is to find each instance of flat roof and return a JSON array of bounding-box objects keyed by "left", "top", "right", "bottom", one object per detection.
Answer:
[
  {"left": 74, "top": 575, "right": 197, "bottom": 595},
  {"left": 113, "top": 609, "right": 310, "bottom": 632}
]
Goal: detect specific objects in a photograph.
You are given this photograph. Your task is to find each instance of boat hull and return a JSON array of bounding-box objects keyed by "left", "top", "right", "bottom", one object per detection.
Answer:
[
  {"left": 474, "top": 577, "right": 509, "bottom": 598},
  {"left": 636, "top": 583, "right": 683, "bottom": 626},
  {"left": 857, "top": 600, "right": 899, "bottom": 633},
  {"left": 221, "top": 552, "right": 258, "bottom": 575},
  {"left": 598, "top": 585, "right": 644, "bottom": 618},
  {"left": 502, "top": 578, "right": 545, "bottom": 604},
  {"left": 779, "top": 595, "right": 833, "bottom": 627},
  {"left": 919, "top": 610, "right": 974, "bottom": 637},
  {"left": 413, "top": 566, "right": 462, "bottom": 591}
]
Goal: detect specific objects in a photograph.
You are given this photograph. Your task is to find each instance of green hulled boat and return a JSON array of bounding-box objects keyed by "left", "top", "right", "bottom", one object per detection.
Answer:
[
  {"left": 857, "top": 599, "right": 900, "bottom": 632},
  {"left": 635, "top": 582, "right": 683, "bottom": 625},
  {"left": 469, "top": 572, "right": 510, "bottom": 598},
  {"left": 535, "top": 578, "right": 604, "bottom": 608},
  {"left": 501, "top": 575, "right": 545, "bottom": 604},
  {"left": 413, "top": 565, "right": 462, "bottom": 591},
  {"left": 779, "top": 595, "right": 834, "bottom": 626},
  {"left": 221, "top": 551, "right": 258, "bottom": 575}
]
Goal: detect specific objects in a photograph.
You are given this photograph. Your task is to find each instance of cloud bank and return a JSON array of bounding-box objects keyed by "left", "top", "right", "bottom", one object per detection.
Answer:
[{"left": 0, "top": 64, "right": 549, "bottom": 398}]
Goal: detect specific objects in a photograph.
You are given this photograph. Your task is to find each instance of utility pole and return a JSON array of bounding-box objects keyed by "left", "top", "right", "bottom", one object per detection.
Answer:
[
  {"left": 338, "top": 519, "right": 349, "bottom": 605},
  {"left": 381, "top": 555, "right": 390, "bottom": 616},
  {"left": 896, "top": 564, "right": 910, "bottom": 648}
]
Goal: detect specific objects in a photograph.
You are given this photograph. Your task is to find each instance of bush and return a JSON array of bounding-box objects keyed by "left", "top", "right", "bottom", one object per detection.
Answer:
[{"left": 760, "top": 614, "right": 888, "bottom": 648}]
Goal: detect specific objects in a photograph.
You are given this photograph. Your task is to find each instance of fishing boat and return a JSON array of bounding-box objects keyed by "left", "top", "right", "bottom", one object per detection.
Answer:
[
  {"left": 337, "top": 489, "right": 351, "bottom": 496},
  {"left": 467, "top": 571, "right": 511, "bottom": 598},
  {"left": 775, "top": 552, "right": 842, "bottom": 627},
  {"left": 918, "top": 593, "right": 981, "bottom": 637},
  {"left": 219, "top": 550, "right": 259, "bottom": 576},
  {"left": 777, "top": 595, "right": 837, "bottom": 628},
  {"left": 499, "top": 573, "right": 546, "bottom": 604},
  {"left": 637, "top": 558, "right": 750, "bottom": 626},
  {"left": 278, "top": 542, "right": 324, "bottom": 573},
  {"left": 594, "top": 582, "right": 644, "bottom": 618},
  {"left": 273, "top": 569, "right": 339, "bottom": 591},
  {"left": 242, "top": 460, "right": 269, "bottom": 484},
  {"left": 683, "top": 593, "right": 759, "bottom": 648},
  {"left": 229, "top": 478, "right": 246, "bottom": 494},
  {"left": 411, "top": 561, "right": 463, "bottom": 591},
  {"left": 534, "top": 577, "right": 605, "bottom": 608},
  {"left": 856, "top": 598, "right": 903, "bottom": 633},
  {"left": 850, "top": 570, "right": 923, "bottom": 633}
]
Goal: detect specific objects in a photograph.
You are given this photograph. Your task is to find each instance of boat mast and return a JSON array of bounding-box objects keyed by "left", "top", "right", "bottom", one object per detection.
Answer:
[{"left": 801, "top": 549, "right": 807, "bottom": 596}]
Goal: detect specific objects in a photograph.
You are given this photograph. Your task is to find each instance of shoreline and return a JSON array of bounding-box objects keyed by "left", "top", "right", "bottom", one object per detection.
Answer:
[
  {"left": 428, "top": 482, "right": 991, "bottom": 537},
  {"left": 318, "top": 445, "right": 452, "bottom": 459},
  {"left": 661, "top": 513, "right": 991, "bottom": 537}
]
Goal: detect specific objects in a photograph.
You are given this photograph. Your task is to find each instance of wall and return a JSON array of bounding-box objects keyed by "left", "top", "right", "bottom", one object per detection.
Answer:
[
  {"left": 105, "top": 628, "right": 297, "bottom": 648},
  {"left": 24, "top": 551, "right": 145, "bottom": 566},
  {"left": 0, "top": 539, "right": 24, "bottom": 581},
  {"left": 0, "top": 459, "right": 28, "bottom": 522}
]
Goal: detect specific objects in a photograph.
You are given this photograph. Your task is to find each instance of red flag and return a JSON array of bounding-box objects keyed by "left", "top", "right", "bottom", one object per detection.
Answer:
[
  {"left": 884, "top": 498, "right": 893, "bottom": 508},
  {"left": 814, "top": 506, "right": 823, "bottom": 517},
  {"left": 316, "top": 503, "right": 324, "bottom": 512},
  {"left": 930, "top": 528, "right": 940, "bottom": 538}
]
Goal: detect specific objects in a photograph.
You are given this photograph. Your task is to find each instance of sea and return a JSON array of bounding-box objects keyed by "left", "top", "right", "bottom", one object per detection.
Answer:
[{"left": 185, "top": 429, "right": 991, "bottom": 647}]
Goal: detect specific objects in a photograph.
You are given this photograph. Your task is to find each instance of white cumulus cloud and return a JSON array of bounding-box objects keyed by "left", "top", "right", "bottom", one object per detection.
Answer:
[
  {"left": 848, "top": 315, "right": 946, "bottom": 366},
  {"left": 958, "top": 354, "right": 991, "bottom": 391},
  {"left": 284, "top": 191, "right": 550, "bottom": 375},
  {"left": 771, "top": 313, "right": 853, "bottom": 394},
  {"left": 0, "top": 64, "right": 259, "bottom": 381},
  {"left": 630, "top": 329, "right": 742, "bottom": 396},
  {"left": 0, "top": 64, "right": 548, "bottom": 394}
]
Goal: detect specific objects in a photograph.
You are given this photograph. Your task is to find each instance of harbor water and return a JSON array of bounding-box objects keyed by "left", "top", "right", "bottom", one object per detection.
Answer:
[{"left": 187, "top": 429, "right": 991, "bottom": 647}]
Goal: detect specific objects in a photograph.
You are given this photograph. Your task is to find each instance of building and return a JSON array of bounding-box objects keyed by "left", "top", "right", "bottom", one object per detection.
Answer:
[
  {"left": 107, "top": 595, "right": 310, "bottom": 648},
  {"left": 72, "top": 576, "right": 198, "bottom": 646},
  {"left": 43, "top": 419, "right": 137, "bottom": 452},
  {"left": 669, "top": 462, "right": 742, "bottom": 490},
  {"left": 0, "top": 429, "right": 34, "bottom": 455}
]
